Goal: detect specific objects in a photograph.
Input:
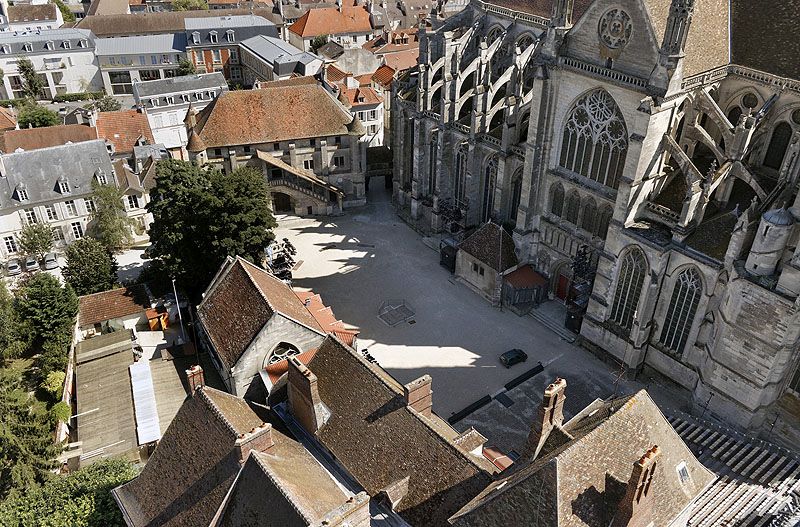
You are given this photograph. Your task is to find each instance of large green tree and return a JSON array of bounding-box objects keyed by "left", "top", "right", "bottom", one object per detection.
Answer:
[
  {"left": 0, "top": 368, "right": 60, "bottom": 500},
  {"left": 88, "top": 180, "right": 135, "bottom": 252},
  {"left": 177, "top": 58, "right": 196, "bottom": 76},
  {"left": 0, "top": 458, "right": 137, "bottom": 526},
  {"left": 53, "top": 0, "right": 76, "bottom": 23},
  {"left": 63, "top": 238, "right": 117, "bottom": 296},
  {"left": 16, "top": 59, "right": 44, "bottom": 100},
  {"left": 17, "top": 104, "right": 60, "bottom": 128},
  {"left": 146, "top": 161, "right": 276, "bottom": 296},
  {"left": 14, "top": 273, "right": 77, "bottom": 345},
  {"left": 172, "top": 0, "right": 208, "bottom": 10},
  {"left": 89, "top": 95, "right": 122, "bottom": 112},
  {"left": 0, "top": 282, "right": 30, "bottom": 365},
  {"left": 17, "top": 223, "right": 54, "bottom": 262}
]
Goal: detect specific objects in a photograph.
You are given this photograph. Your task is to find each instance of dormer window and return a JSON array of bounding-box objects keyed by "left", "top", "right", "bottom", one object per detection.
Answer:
[
  {"left": 45, "top": 40, "right": 54, "bottom": 50},
  {"left": 95, "top": 169, "right": 107, "bottom": 185},
  {"left": 63, "top": 40, "right": 71, "bottom": 49},
  {"left": 226, "top": 30, "right": 234, "bottom": 42},
  {"left": 192, "top": 31, "right": 200, "bottom": 45},
  {"left": 16, "top": 187, "right": 28, "bottom": 201},
  {"left": 209, "top": 31, "right": 218, "bottom": 44},
  {"left": 59, "top": 180, "right": 70, "bottom": 194},
  {"left": 23, "top": 42, "right": 32, "bottom": 52},
  {"left": 1, "top": 45, "right": 9, "bottom": 54},
  {"left": 78, "top": 39, "right": 87, "bottom": 48}
]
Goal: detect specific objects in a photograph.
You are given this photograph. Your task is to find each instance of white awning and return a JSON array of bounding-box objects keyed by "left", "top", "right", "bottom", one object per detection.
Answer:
[{"left": 129, "top": 360, "right": 161, "bottom": 445}]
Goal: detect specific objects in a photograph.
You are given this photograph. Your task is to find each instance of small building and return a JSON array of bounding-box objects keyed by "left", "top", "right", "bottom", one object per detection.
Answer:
[
  {"left": 94, "top": 33, "right": 187, "bottom": 95},
  {"left": 336, "top": 77, "right": 384, "bottom": 146},
  {"left": 132, "top": 72, "right": 228, "bottom": 154},
  {"left": 94, "top": 110, "right": 156, "bottom": 158},
  {"left": 287, "top": 3, "right": 374, "bottom": 52},
  {"left": 238, "top": 34, "right": 322, "bottom": 85},
  {"left": 455, "top": 222, "right": 518, "bottom": 302},
  {"left": 4, "top": 3, "right": 63, "bottom": 32},
  {"left": 502, "top": 264, "right": 548, "bottom": 313},
  {"left": 77, "top": 284, "right": 153, "bottom": 338}
]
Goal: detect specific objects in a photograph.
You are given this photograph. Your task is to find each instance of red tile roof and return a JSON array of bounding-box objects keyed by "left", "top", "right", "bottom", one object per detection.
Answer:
[
  {"left": 264, "top": 347, "right": 318, "bottom": 385},
  {"left": 325, "top": 64, "right": 349, "bottom": 83},
  {"left": 288, "top": 3, "right": 372, "bottom": 37},
  {"left": 504, "top": 265, "right": 547, "bottom": 289},
  {"left": 7, "top": 3, "right": 58, "bottom": 22},
  {"left": 0, "top": 124, "right": 97, "bottom": 153},
  {"left": 294, "top": 290, "right": 358, "bottom": 346},
  {"left": 382, "top": 48, "right": 420, "bottom": 72},
  {"left": 340, "top": 86, "right": 383, "bottom": 107},
  {"left": 78, "top": 284, "right": 152, "bottom": 327},
  {"left": 0, "top": 107, "right": 15, "bottom": 132},
  {"left": 95, "top": 110, "right": 155, "bottom": 154},
  {"left": 371, "top": 64, "right": 396, "bottom": 88}
]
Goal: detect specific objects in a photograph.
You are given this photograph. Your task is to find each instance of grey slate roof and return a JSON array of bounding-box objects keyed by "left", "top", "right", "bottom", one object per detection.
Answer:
[
  {"left": 185, "top": 14, "right": 279, "bottom": 46},
  {"left": 0, "top": 28, "right": 94, "bottom": 54},
  {"left": 239, "top": 35, "right": 320, "bottom": 75},
  {"left": 184, "top": 14, "right": 274, "bottom": 30},
  {"left": 0, "top": 140, "right": 114, "bottom": 209},
  {"left": 133, "top": 72, "right": 228, "bottom": 98},
  {"left": 95, "top": 33, "right": 187, "bottom": 55}
]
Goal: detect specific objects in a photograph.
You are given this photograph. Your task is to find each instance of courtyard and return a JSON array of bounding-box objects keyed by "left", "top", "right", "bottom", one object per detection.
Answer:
[{"left": 274, "top": 180, "right": 692, "bottom": 442}]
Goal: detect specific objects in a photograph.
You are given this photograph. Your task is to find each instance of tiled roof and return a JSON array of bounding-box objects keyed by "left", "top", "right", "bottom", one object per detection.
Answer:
[
  {"left": 193, "top": 84, "right": 354, "bottom": 147},
  {"left": 288, "top": 3, "right": 373, "bottom": 37},
  {"left": 340, "top": 86, "right": 383, "bottom": 106},
  {"left": 0, "top": 107, "right": 16, "bottom": 132},
  {"left": 362, "top": 27, "right": 419, "bottom": 54},
  {"left": 449, "top": 391, "right": 715, "bottom": 526},
  {"left": 86, "top": 0, "right": 131, "bottom": 16},
  {"left": 371, "top": 64, "right": 396, "bottom": 87},
  {"left": 0, "top": 124, "right": 97, "bottom": 153},
  {"left": 459, "top": 222, "right": 518, "bottom": 272},
  {"left": 382, "top": 48, "right": 419, "bottom": 72},
  {"left": 303, "top": 335, "right": 495, "bottom": 526},
  {"left": 504, "top": 265, "right": 547, "bottom": 289},
  {"left": 197, "top": 258, "right": 323, "bottom": 370},
  {"left": 325, "top": 64, "right": 349, "bottom": 83},
  {"left": 265, "top": 348, "right": 318, "bottom": 385},
  {"left": 112, "top": 387, "right": 271, "bottom": 527},
  {"left": 294, "top": 290, "right": 358, "bottom": 344},
  {"left": 731, "top": 0, "right": 800, "bottom": 79},
  {"left": 78, "top": 284, "right": 152, "bottom": 327},
  {"left": 7, "top": 3, "right": 58, "bottom": 22},
  {"left": 95, "top": 110, "right": 155, "bottom": 154}
]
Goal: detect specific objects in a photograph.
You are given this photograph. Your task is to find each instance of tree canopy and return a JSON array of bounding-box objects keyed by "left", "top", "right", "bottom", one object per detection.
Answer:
[
  {"left": 90, "top": 95, "right": 122, "bottom": 112},
  {"left": 177, "top": 58, "right": 197, "bottom": 76},
  {"left": 172, "top": 0, "right": 208, "bottom": 10},
  {"left": 53, "top": 0, "right": 76, "bottom": 23},
  {"left": 14, "top": 273, "right": 77, "bottom": 347},
  {"left": 63, "top": 238, "right": 117, "bottom": 296},
  {"left": 88, "top": 180, "right": 134, "bottom": 252},
  {"left": 17, "top": 104, "right": 60, "bottom": 129},
  {"left": 17, "top": 223, "right": 54, "bottom": 262},
  {"left": 16, "top": 59, "right": 44, "bottom": 100},
  {"left": 146, "top": 161, "right": 276, "bottom": 297}
]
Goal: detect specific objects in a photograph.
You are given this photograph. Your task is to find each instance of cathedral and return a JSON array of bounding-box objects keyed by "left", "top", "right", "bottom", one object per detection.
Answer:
[{"left": 391, "top": 0, "right": 800, "bottom": 432}]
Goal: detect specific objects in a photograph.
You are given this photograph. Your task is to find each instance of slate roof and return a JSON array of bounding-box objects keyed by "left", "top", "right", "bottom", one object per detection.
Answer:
[
  {"left": 239, "top": 35, "right": 320, "bottom": 76},
  {"left": 459, "top": 222, "right": 518, "bottom": 272},
  {"left": 0, "top": 139, "right": 113, "bottom": 209},
  {"left": 731, "top": 0, "right": 800, "bottom": 79},
  {"left": 133, "top": 72, "right": 227, "bottom": 98},
  {"left": 0, "top": 28, "right": 94, "bottom": 54},
  {"left": 94, "top": 33, "right": 187, "bottom": 55},
  {"left": 192, "top": 83, "right": 355, "bottom": 147},
  {"left": 197, "top": 257, "right": 324, "bottom": 370},
  {"left": 78, "top": 284, "right": 152, "bottom": 327},
  {"left": 95, "top": 110, "right": 155, "bottom": 154},
  {"left": 301, "top": 335, "right": 495, "bottom": 526},
  {"left": 0, "top": 124, "right": 97, "bottom": 154},
  {"left": 7, "top": 3, "right": 58, "bottom": 22},
  {"left": 288, "top": 3, "right": 373, "bottom": 37},
  {"left": 112, "top": 387, "right": 272, "bottom": 527},
  {"left": 449, "top": 391, "right": 715, "bottom": 526}
]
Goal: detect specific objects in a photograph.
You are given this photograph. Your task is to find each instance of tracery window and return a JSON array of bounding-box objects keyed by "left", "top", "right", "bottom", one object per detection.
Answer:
[
  {"left": 580, "top": 198, "right": 597, "bottom": 233},
  {"left": 559, "top": 90, "right": 628, "bottom": 189},
  {"left": 659, "top": 267, "right": 702, "bottom": 355},
  {"left": 266, "top": 342, "right": 301, "bottom": 365},
  {"left": 609, "top": 247, "right": 647, "bottom": 332},
  {"left": 564, "top": 191, "right": 580, "bottom": 224},
  {"left": 454, "top": 145, "right": 468, "bottom": 207},
  {"left": 516, "top": 34, "right": 534, "bottom": 52},
  {"left": 550, "top": 183, "right": 564, "bottom": 217},
  {"left": 596, "top": 205, "right": 613, "bottom": 238},
  {"left": 482, "top": 157, "right": 498, "bottom": 222}
]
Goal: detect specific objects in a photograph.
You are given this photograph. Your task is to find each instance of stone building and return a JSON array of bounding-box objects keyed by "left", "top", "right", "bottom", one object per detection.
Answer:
[{"left": 392, "top": 0, "right": 800, "bottom": 432}]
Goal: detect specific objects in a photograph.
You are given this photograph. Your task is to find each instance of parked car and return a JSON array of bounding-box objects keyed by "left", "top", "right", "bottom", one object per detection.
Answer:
[
  {"left": 24, "top": 256, "right": 39, "bottom": 272},
  {"left": 500, "top": 348, "right": 528, "bottom": 368},
  {"left": 5, "top": 259, "right": 21, "bottom": 276},
  {"left": 43, "top": 252, "right": 59, "bottom": 270}
]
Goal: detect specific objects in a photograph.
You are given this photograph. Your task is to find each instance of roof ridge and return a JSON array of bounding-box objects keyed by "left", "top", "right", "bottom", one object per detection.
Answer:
[
  {"left": 236, "top": 257, "right": 277, "bottom": 313},
  {"left": 249, "top": 452, "right": 316, "bottom": 523},
  {"left": 196, "top": 387, "right": 240, "bottom": 438}
]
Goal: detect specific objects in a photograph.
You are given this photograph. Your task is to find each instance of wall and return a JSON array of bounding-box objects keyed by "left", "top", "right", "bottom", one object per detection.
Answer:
[{"left": 455, "top": 250, "right": 498, "bottom": 301}]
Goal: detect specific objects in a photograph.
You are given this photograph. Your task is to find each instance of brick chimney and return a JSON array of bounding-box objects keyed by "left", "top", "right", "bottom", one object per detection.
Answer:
[
  {"left": 524, "top": 378, "right": 567, "bottom": 460},
  {"left": 612, "top": 445, "right": 661, "bottom": 527},
  {"left": 287, "top": 356, "right": 328, "bottom": 435},
  {"left": 403, "top": 375, "right": 432, "bottom": 418},
  {"left": 235, "top": 422, "right": 275, "bottom": 463},
  {"left": 186, "top": 365, "right": 204, "bottom": 392}
]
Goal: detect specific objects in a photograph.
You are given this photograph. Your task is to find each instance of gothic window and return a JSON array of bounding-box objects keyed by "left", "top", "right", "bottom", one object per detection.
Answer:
[
  {"left": 487, "top": 26, "right": 503, "bottom": 45},
  {"left": 580, "top": 198, "right": 597, "bottom": 233},
  {"left": 428, "top": 132, "right": 438, "bottom": 196},
  {"left": 598, "top": 9, "right": 632, "bottom": 51},
  {"left": 609, "top": 247, "right": 647, "bottom": 332},
  {"left": 454, "top": 145, "right": 468, "bottom": 206},
  {"left": 559, "top": 90, "right": 628, "bottom": 189},
  {"left": 266, "top": 342, "right": 301, "bottom": 366},
  {"left": 792, "top": 109, "right": 800, "bottom": 126},
  {"left": 764, "top": 122, "right": 792, "bottom": 170},
  {"left": 482, "top": 157, "right": 498, "bottom": 222},
  {"left": 727, "top": 106, "right": 742, "bottom": 128},
  {"left": 741, "top": 92, "right": 759, "bottom": 109},
  {"left": 659, "top": 267, "right": 702, "bottom": 355},
  {"left": 564, "top": 191, "right": 580, "bottom": 224},
  {"left": 518, "top": 112, "right": 530, "bottom": 144},
  {"left": 516, "top": 34, "right": 534, "bottom": 52},
  {"left": 596, "top": 205, "right": 613, "bottom": 238},
  {"left": 550, "top": 183, "right": 564, "bottom": 217},
  {"left": 509, "top": 169, "right": 523, "bottom": 226}
]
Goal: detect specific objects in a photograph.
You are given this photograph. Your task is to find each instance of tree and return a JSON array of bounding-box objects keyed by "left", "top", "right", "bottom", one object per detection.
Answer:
[
  {"left": 16, "top": 58, "right": 45, "bottom": 100},
  {"left": 63, "top": 238, "right": 117, "bottom": 296},
  {"left": 17, "top": 223, "right": 53, "bottom": 262},
  {"left": 177, "top": 58, "right": 197, "bottom": 76},
  {"left": 14, "top": 273, "right": 78, "bottom": 345},
  {"left": 89, "top": 95, "right": 122, "bottom": 112},
  {"left": 310, "top": 35, "right": 329, "bottom": 52},
  {"left": 17, "top": 104, "right": 60, "bottom": 128},
  {"left": 53, "top": 0, "right": 76, "bottom": 23},
  {"left": 41, "top": 371, "right": 65, "bottom": 398},
  {"left": 0, "top": 368, "right": 60, "bottom": 500},
  {"left": 0, "top": 458, "right": 137, "bottom": 526},
  {"left": 172, "top": 0, "right": 208, "bottom": 10},
  {"left": 0, "top": 282, "right": 31, "bottom": 365},
  {"left": 88, "top": 180, "right": 135, "bottom": 252},
  {"left": 146, "top": 161, "right": 276, "bottom": 297}
]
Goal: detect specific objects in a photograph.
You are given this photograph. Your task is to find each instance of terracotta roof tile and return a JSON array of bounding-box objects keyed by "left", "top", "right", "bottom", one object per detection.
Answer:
[
  {"left": 7, "top": 3, "right": 58, "bottom": 22},
  {"left": 95, "top": 111, "right": 155, "bottom": 154},
  {"left": 0, "top": 107, "right": 16, "bottom": 132},
  {"left": 371, "top": 64, "right": 396, "bottom": 87},
  {"left": 265, "top": 347, "right": 318, "bottom": 385},
  {"left": 78, "top": 284, "right": 152, "bottom": 327},
  {"left": 0, "top": 124, "right": 97, "bottom": 153},
  {"left": 288, "top": 4, "right": 372, "bottom": 37},
  {"left": 340, "top": 86, "right": 383, "bottom": 106},
  {"left": 382, "top": 48, "right": 419, "bottom": 72},
  {"left": 325, "top": 64, "right": 349, "bottom": 83},
  {"left": 504, "top": 265, "right": 547, "bottom": 289},
  {"left": 459, "top": 223, "right": 518, "bottom": 272}
]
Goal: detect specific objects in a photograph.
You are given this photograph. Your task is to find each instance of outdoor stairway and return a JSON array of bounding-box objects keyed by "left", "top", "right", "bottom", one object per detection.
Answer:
[{"left": 668, "top": 414, "right": 800, "bottom": 526}]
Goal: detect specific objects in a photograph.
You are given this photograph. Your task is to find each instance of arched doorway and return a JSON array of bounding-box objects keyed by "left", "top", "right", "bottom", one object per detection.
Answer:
[
  {"left": 552, "top": 261, "right": 573, "bottom": 302},
  {"left": 764, "top": 122, "right": 792, "bottom": 170},
  {"left": 272, "top": 192, "right": 292, "bottom": 213}
]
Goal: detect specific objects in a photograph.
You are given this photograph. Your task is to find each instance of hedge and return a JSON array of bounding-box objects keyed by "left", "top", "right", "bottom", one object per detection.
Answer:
[{"left": 52, "top": 91, "right": 105, "bottom": 103}]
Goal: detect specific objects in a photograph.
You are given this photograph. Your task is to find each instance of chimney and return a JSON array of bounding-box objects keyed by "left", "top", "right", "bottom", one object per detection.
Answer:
[
  {"left": 403, "top": 375, "right": 432, "bottom": 418},
  {"left": 186, "top": 365, "right": 204, "bottom": 392},
  {"left": 235, "top": 422, "right": 275, "bottom": 463},
  {"left": 524, "top": 378, "right": 567, "bottom": 460},
  {"left": 612, "top": 446, "right": 661, "bottom": 527},
  {"left": 287, "top": 356, "right": 328, "bottom": 435}
]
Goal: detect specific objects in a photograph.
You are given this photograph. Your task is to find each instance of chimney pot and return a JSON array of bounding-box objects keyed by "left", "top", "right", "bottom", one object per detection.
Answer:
[
  {"left": 524, "top": 377, "right": 567, "bottom": 460},
  {"left": 403, "top": 375, "right": 432, "bottom": 417},
  {"left": 235, "top": 422, "right": 274, "bottom": 463},
  {"left": 612, "top": 445, "right": 661, "bottom": 527}
]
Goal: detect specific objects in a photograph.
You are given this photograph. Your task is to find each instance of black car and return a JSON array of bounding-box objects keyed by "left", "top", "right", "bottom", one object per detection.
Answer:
[{"left": 500, "top": 348, "right": 528, "bottom": 368}]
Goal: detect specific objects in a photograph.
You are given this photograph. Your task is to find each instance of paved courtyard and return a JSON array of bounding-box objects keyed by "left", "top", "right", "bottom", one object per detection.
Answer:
[{"left": 275, "top": 181, "right": 684, "bottom": 426}]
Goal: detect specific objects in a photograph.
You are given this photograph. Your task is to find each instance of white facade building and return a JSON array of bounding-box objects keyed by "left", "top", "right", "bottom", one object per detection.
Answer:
[
  {"left": 95, "top": 33, "right": 187, "bottom": 95},
  {"left": 2, "top": 3, "right": 63, "bottom": 33}
]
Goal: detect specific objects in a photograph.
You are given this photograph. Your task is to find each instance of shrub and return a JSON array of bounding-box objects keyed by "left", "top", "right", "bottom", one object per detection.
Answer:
[
  {"left": 52, "top": 92, "right": 104, "bottom": 103},
  {"left": 49, "top": 401, "right": 71, "bottom": 424},
  {"left": 41, "top": 371, "right": 65, "bottom": 398}
]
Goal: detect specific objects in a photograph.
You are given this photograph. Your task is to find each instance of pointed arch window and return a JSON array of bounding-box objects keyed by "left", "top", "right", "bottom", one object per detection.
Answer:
[
  {"left": 580, "top": 198, "right": 597, "bottom": 233},
  {"left": 428, "top": 131, "right": 438, "bottom": 197},
  {"left": 660, "top": 267, "right": 702, "bottom": 355},
  {"left": 454, "top": 145, "right": 468, "bottom": 207},
  {"left": 764, "top": 122, "right": 792, "bottom": 170},
  {"left": 596, "top": 205, "right": 613, "bottom": 238},
  {"left": 482, "top": 157, "right": 498, "bottom": 222},
  {"left": 559, "top": 90, "right": 628, "bottom": 189},
  {"left": 564, "top": 191, "right": 580, "bottom": 224},
  {"left": 509, "top": 169, "right": 523, "bottom": 227},
  {"left": 550, "top": 183, "right": 564, "bottom": 217},
  {"left": 609, "top": 248, "right": 647, "bottom": 331}
]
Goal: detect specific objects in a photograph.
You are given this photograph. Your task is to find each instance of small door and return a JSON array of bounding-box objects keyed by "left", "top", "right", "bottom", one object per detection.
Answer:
[{"left": 556, "top": 274, "right": 569, "bottom": 301}]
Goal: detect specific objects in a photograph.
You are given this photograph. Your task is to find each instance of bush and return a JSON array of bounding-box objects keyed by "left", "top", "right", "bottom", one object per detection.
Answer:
[
  {"left": 41, "top": 371, "right": 65, "bottom": 398},
  {"left": 0, "top": 99, "right": 29, "bottom": 108},
  {"left": 49, "top": 401, "right": 71, "bottom": 424},
  {"left": 52, "top": 92, "right": 104, "bottom": 103},
  {"left": 17, "top": 104, "right": 60, "bottom": 128}
]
